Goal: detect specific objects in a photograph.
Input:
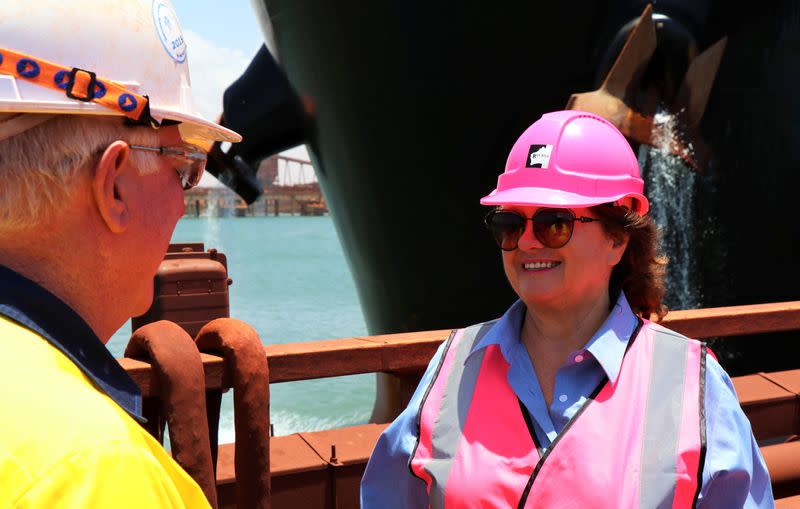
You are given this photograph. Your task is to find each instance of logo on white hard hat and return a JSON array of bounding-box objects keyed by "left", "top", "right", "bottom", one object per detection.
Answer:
[
  {"left": 153, "top": 0, "right": 187, "bottom": 63},
  {"left": 526, "top": 144, "right": 553, "bottom": 168}
]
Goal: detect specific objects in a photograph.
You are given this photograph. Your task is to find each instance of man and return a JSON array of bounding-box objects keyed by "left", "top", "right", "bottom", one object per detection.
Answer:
[{"left": 0, "top": 1, "right": 241, "bottom": 506}]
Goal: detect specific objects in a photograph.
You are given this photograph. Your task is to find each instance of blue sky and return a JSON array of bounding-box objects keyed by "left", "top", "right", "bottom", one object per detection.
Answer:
[
  {"left": 168, "top": 0, "right": 263, "bottom": 124},
  {"left": 168, "top": 1, "right": 311, "bottom": 184},
  {"left": 172, "top": 1, "right": 265, "bottom": 60}
]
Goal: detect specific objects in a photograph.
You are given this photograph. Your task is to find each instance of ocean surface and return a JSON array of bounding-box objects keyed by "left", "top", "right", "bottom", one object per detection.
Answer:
[{"left": 107, "top": 216, "right": 375, "bottom": 443}]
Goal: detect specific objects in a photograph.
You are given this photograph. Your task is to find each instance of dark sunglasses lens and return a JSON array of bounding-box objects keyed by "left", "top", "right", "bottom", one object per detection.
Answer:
[
  {"left": 532, "top": 209, "right": 574, "bottom": 248},
  {"left": 487, "top": 211, "right": 525, "bottom": 250}
]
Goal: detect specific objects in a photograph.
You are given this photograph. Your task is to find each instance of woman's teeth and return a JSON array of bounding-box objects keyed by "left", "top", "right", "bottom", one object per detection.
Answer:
[{"left": 523, "top": 261, "right": 560, "bottom": 270}]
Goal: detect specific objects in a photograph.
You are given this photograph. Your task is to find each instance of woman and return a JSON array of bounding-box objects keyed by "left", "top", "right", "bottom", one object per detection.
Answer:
[{"left": 361, "top": 110, "right": 773, "bottom": 508}]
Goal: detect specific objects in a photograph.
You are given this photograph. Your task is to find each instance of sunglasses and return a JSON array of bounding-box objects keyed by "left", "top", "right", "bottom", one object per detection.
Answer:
[
  {"left": 128, "top": 144, "right": 207, "bottom": 190},
  {"left": 484, "top": 208, "right": 602, "bottom": 250}
]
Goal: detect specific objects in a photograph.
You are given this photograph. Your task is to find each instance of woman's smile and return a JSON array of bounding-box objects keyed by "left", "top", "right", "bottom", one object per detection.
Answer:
[{"left": 522, "top": 260, "right": 562, "bottom": 272}]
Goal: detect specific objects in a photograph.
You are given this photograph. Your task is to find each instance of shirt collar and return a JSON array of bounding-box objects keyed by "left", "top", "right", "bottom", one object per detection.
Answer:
[
  {"left": 470, "top": 298, "right": 527, "bottom": 362},
  {"left": 469, "top": 292, "right": 639, "bottom": 384},
  {"left": 0, "top": 265, "right": 144, "bottom": 422},
  {"left": 582, "top": 292, "right": 639, "bottom": 383}
]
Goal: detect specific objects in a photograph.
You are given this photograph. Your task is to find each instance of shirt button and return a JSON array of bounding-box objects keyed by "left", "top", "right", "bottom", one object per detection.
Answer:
[
  {"left": 558, "top": 394, "right": 568, "bottom": 403},
  {"left": 574, "top": 354, "right": 584, "bottom": 363}
]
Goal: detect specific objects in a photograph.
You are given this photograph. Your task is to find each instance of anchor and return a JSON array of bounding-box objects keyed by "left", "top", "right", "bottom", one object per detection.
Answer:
[{"left": 566, "top": 4, "right": 727, "bottom": 172}]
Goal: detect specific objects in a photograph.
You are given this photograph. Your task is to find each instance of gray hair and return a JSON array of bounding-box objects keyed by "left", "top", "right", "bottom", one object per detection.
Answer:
[{"left": 0, "top": 115, "right": 161, "bottom": 231}]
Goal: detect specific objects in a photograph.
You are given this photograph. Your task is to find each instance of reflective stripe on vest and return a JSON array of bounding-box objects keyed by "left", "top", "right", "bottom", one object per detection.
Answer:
[{"left": 410, "top": 319, "right": 707, "bottom": 509}]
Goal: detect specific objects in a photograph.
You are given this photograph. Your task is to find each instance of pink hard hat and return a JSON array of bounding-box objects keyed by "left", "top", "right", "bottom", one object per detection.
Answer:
[{"left": 480, "top": 110, "right": 649, "bottom": 214}]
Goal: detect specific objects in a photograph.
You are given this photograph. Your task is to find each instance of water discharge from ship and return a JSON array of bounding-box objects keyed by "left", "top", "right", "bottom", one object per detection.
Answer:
[
  {"left": 564, "top": 4, "right": 728, "bottom": 312},
  {"left": 639, "top": 108, "right": 701, "bottom": 310}
]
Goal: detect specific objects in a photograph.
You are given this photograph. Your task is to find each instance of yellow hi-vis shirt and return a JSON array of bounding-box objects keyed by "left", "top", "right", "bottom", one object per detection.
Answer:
[{"left": 0, "top": 266, "right": 210, "bottom": 508}]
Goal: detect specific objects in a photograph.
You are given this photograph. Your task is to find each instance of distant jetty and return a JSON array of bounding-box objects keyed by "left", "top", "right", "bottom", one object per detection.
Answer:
[{"left": 184, "top": 155, "right": 327, "bottom": 217}]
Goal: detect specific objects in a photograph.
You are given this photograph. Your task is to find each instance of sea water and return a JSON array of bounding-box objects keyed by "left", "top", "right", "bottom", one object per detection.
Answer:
[{"left": 107, "top": 216, "right": 374, "bottom": 442}]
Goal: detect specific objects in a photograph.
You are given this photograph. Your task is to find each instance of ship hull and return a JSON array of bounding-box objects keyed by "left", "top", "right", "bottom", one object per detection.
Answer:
[{"left": 254, "top": 0, "right": 800, "bottom": 374}]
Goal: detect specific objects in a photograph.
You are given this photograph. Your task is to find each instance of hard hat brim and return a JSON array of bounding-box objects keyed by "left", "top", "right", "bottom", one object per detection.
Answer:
[
  {"left": 0, "top": 101, "right": 241, "bottom": 144},
  {"left": 153, "top": 107, "right": 242, "bottom": 144},
  {"left": 480, "top": 187, "right": 649, "bottom": 215}
]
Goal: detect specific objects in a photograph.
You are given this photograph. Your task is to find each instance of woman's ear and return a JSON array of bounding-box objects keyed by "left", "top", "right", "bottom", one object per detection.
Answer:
[
  {"left": 608, "top": 232, "right": 629, "bottom": 266},
  {"left": 92, "top": 141, "right": 131, "bottom": 233}
]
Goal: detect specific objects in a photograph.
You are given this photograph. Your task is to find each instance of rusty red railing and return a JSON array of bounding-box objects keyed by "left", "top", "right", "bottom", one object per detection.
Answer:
[{"left": 118, "top": 300, "right": 800, "bottom": 508}]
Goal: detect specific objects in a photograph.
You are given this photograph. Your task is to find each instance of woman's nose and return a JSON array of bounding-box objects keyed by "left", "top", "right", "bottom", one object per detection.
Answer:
[{"left": 517, "top": 221, "right": 545, "bottom": 251}]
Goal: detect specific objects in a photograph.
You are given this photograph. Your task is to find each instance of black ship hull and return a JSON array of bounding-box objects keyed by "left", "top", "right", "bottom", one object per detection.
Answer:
[{"left": 219, "top": 1, "right": 800, "bottom": 375}]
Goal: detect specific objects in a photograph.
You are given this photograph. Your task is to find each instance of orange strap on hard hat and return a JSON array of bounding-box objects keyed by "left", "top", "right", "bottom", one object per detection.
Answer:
[{"left": 0, "top": 46, "right": 154, "bottom": 125}]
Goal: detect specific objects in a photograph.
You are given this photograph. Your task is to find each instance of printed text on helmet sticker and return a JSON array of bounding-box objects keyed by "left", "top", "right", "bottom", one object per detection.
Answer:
[
  {"left": 153, "top": 0, "right": 187, "bottom": 63},
  {"left": 526, "top": 145, "right": 553, "bottom": 168}
]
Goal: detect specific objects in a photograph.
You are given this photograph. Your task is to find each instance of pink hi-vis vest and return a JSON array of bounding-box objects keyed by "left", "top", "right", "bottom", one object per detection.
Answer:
[{"left": 410, "top": 319, "right": 708, "bottom": 509}]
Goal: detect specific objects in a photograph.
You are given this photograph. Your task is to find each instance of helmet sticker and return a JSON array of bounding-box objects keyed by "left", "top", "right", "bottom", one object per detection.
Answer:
[
  {"left": 153, "top": 0, "right": 187, "bottom": 63},
  {"left": 526, "top": 144, "right": 553, "bottom": 168}
]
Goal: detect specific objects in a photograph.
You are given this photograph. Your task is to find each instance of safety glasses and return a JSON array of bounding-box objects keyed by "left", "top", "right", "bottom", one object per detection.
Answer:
[
  {"left": 484, "top": 208, "right": 601, "bottom": 250},
  {"left": 128, "top": 144, "right": 207, "bottom": 190}
]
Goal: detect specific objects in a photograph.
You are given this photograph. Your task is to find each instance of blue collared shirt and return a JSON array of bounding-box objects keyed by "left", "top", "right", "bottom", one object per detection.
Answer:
[{"left": 361, "top": 293, "right": 774, "bottom": 508}]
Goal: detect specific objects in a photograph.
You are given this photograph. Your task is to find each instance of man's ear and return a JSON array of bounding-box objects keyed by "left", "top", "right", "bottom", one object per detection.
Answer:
[{"left": 92, "top": 140, "right": 130, "bottom": 233}]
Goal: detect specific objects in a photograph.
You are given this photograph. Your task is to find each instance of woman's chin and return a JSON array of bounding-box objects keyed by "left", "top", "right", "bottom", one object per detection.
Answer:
[{"left": 516, "top": 285, "right": 561, "bottom": 308}]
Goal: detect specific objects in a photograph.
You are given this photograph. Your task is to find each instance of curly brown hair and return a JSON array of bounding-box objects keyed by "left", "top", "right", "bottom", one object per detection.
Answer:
[{"left": 590, "top": 205, "right": 668, "bottom": 320}]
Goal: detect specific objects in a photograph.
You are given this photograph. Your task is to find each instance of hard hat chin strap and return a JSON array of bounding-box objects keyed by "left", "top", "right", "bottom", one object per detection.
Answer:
[
  {"left": 0, "top": 47, "right": 157, "bottom": 127},
  {"left": 126, "top": 95, "right": 162, "bottom": 130}
]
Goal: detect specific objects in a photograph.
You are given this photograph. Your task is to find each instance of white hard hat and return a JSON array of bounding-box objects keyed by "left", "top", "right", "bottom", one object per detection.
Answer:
[{"left": 0, "top": 0, "right": 241, "bottom": 145}]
